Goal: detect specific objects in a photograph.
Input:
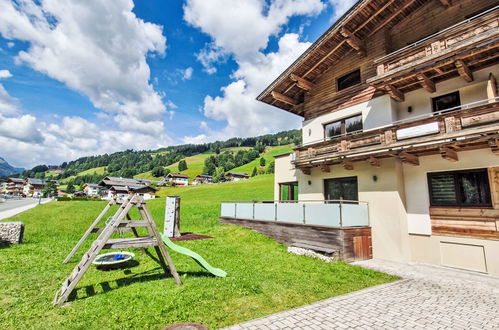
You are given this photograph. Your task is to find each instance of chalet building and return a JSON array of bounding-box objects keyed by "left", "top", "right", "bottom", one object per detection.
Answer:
[
  {"left": 98, "top": 176, "right": 157, "bottom": 200},
  {"left": 225, "top": 172, "right": 250, "bottom": 182},
  {"left": 82, "top": 183, "right": 100, "bottom": 197},
  {"left": 192, "top": 174, "right": 213, "bottom": 185},
  {"left": 163, "top": 173, "right": 189, "bottom": 186},
  {"left": 5, "top": 178, "right": 25, "bottom": 195},
  {"left": 222, "top": 1, "right": 499, "bottom": 275},
  {"left": 23, "top": 178, "right": 59, "bottom": 197}
]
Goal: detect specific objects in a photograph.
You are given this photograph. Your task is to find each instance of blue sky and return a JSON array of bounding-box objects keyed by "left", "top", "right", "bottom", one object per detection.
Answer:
[{"left": 0, "top": 0, "right": 354, "bottom": 168}]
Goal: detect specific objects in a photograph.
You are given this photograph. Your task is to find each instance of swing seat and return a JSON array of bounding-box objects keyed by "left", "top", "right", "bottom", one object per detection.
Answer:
[{"left": 93, "top": 251, "right": 135, "bottom": 266}]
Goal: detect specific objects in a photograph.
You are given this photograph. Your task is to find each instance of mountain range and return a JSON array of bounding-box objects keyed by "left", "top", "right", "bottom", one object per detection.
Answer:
[{"left": 0, "top": 157, "right": 24, "bottom": 177}]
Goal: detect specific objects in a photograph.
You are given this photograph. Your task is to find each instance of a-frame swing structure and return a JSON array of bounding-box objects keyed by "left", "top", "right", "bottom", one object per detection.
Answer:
[{"left": 54, "top": 194, "right": 182, "bottom": 305}]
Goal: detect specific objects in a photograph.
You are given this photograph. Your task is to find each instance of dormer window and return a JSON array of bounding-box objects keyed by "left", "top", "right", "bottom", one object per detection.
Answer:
[
  {"left": 324, "top": 114, "right": 363, "bottom": 139},
  {"left": 337, "top": 69, "right": 361, "bottom": 91}
]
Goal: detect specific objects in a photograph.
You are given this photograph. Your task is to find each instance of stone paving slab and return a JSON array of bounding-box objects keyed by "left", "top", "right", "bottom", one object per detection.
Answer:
[{"left": 223, "top": 259, "right": 499, "bottom": 329}]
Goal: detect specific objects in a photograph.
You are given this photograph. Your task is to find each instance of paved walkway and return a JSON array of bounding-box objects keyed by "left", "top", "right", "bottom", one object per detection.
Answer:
[
  {"left": 0, "top": 198, "right": 51, "bottom": 220},
  {"left": 224, "top": 259, "right": 499, "bottom": 329}
]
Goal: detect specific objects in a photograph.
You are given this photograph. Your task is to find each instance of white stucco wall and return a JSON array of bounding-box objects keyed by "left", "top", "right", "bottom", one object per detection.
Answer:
[
  {"left": 301, "top": 94, "right": 395, "bottom": 145},
  {"left": 396, "top": 64, "right": 499, "bottom": 121}
]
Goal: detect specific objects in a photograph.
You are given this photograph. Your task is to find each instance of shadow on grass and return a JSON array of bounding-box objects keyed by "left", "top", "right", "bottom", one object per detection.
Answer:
[
  {"left": 69, "top": 267, "right": 216, "bottom": 302},
  {"left": 0, "top": 242, "right": 11, "bottom": 249}
]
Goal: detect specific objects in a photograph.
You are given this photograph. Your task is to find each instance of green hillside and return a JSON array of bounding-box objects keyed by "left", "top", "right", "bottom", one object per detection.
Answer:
[
  {"left": 60, "top": 166, "right": 106, "bottom": 183},
  {"left": 230, "top": 145, "right": 293, "bottom": 174},
  {"left": 134, "top": 153, "right": 214, "bottom": 181},
  {"left": 0, "top": 174, "right": 395, "bottom": 329}
]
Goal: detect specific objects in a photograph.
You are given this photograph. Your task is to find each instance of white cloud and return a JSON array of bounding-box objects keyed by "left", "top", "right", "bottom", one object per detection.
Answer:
[
  {"left": 184, "top": 0, "right": 324, "bottom": 71},
  {"left": 0, "top": 114, "right": 43, "bottom": 143},
  {"left": 182, "top": 67, "right": 193, "bottom": 80},
  {"left": 7, "top": 42, "right": 14, "bottom": 48},
  {"left": 0, "top": 0, "right": 169, "bottom": 138},
  {"left": 0, "top": 70, "right": 12, "bottom": 78},
  {"left": 329, "top": 0, "right": 356, "bottom": 21}
]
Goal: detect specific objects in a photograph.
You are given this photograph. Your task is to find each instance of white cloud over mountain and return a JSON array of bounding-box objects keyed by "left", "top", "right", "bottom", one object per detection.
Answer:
[
  {"left": 0, "top": 0, "right": 173, "bottom": 167},
  {"left": 183, "top": 0, "right": 325, "bottom": 142}
]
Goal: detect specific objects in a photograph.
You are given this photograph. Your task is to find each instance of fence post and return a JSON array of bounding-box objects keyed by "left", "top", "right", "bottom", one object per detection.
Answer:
[{"left": 339, "top": 200, "right": 343, "bottom": 228}]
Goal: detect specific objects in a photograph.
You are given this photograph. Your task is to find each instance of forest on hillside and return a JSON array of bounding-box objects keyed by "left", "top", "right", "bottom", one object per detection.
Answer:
[{"left": 10, "top": 129, "right": 300, "bottom": 185}]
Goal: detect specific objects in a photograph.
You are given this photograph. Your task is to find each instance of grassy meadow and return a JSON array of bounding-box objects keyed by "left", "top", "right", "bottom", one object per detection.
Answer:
[{"left": 0, "top": 174, "right": 396, "bottom": 329}]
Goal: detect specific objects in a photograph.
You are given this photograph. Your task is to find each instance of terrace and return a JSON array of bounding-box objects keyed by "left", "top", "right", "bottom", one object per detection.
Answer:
[{"left": 220, "top": 200, "right": 372, "bottom": 261}]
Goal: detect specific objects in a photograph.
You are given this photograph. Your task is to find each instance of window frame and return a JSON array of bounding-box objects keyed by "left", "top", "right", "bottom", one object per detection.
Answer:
[
  {"left": 323, "top": 113, "right": 363, "bottom": 140},
  {"left": 431, "top": 91, "right": 461, "bottom": 113},
  {"left": 427, "top": 168, "right": 492, "bottom": 207},
  {"left": 279, "top": 182, "right": 298, "bottom": 201},
  {"left": 337, "top": 69, "right": 361, "bottom": 91},
  {"left": 324, "top": 176, "right": 359, "bottom": 202}
]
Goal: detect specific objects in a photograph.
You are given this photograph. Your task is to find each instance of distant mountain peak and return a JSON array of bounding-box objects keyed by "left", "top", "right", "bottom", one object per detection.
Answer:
[{"left": 0, "top": 157, "right": 24, "bottom": 177}]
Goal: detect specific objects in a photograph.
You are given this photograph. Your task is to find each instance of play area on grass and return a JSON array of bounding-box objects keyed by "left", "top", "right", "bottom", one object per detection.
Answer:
[{"left": 0, "top": 174, "right": 397, "bottom": 329}]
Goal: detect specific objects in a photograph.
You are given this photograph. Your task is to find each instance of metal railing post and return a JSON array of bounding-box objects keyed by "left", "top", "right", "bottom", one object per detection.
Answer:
[
  {"left": 339, "top": 200, "right": 343, "bottom": 228},
  {"left": 252, "top": 202, "right": 255, "bottom": 220},
  {"left": 302, "top": 203, "right": 306, "bottom": 224},
  {"left": 275, "top": 202, "right": 278, "bottom": 221}
]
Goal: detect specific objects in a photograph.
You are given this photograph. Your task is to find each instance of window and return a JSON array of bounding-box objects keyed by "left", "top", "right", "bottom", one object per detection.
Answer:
[
  {"left": 337, "top": 69, "right": 361, "bottom": 91},
  {"left": 432, "top": 91, "right": 460, "bottom": 112},
  {"left": 324, "top": 114, "right": 363, "bottom": 139},
  {"left": 427, "top": 169, "right": 492, "bottom": 207},
  {"left": 280, "top": 182, "right": 298, "bottom": 201},
  {"left": 324, "top": 177, "right": 358, "bottom": 201}
]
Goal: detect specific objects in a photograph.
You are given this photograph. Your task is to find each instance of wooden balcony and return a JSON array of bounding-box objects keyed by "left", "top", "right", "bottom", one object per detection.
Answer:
[
  {"left": 294, "top": 98, "right": 499, "bottom": 171},
  {"left": 367, "top": 7, "right": 499, "bottom": 98}
]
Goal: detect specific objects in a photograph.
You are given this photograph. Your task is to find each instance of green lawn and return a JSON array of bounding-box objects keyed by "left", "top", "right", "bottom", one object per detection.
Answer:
[
  {"left": 230, "top": 145, "right": 294, "bottom": 174},
  {"left": 0, "top": 174, "right": 396, "bottom": 329}
]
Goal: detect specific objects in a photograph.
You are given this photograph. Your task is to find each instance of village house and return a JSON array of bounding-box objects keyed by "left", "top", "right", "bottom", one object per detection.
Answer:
[
  {"left": 23, "top": 178, "right": 50, "bottom": 197},
  {"left": 222, "top": 1, "right": 499, "bottom": 276},
  {"left": 82, "top": 183, "right": 100, "bottom": 197},
  {"left": 4, "top": 178, "right": 24, "bottom": 195},
  {"left": 225, "top": 172, "right": 250, "bottom": 182},
  {"left": 191, "top": 174, "right": 213, "bottom": 185},
  {"left": 163, "top": 173, "right": 189, "bottom": 186},
  {"left": 98, "top": 176, "right": 157, "bottom": 200}
]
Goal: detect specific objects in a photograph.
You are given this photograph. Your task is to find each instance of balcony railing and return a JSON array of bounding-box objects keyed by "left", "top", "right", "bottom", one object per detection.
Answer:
[
  {"left": 369, "top": 6, "right": 499, "bottom": 83},
  {"left": 295, "top": 97, "right": 499, "bottom": 166},
  {"left": 220, "top": 200, "right": 369, "bottom": 228}
]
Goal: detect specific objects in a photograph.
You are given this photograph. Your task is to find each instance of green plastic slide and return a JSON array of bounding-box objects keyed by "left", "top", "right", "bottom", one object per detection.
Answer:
[{"left": 161, "top": 234, "right": 227, "bottom": 278}]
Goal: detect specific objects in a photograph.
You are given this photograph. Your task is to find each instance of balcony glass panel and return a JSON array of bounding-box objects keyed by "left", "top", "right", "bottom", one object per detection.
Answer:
[
  {"left": 304, "top": 203, "right": 341, "bottom": 227},
  {"left": 253, "top": 203, "right": 276, "bottom": 221},
  {"left": 276, "top": 203, "right": 304, "bottom": 223},
  {"left": 235, "top": 203, "right": 253, "bottom": 220}
]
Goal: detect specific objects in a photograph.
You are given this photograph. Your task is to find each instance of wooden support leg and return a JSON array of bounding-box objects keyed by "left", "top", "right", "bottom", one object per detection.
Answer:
[{"left": 153, "top": 246, "right": 170, "bottom": 276}]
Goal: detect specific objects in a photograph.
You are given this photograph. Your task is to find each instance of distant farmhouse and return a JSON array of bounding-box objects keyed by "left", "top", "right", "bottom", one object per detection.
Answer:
[
  {"left": 82, "top": 183, "right": 100, "bottom": 197},
  {"left": 225, "top": 172, "right": 249, "bottom": 182},
  {"left": 98, "top": 176, "right": 158, "bottom": 200},
  {"left": 163, "top": 173, "right": 189, "bottom": 186},
  {"left": 192, "top": 174, "right": 213, "bottom": 185}
]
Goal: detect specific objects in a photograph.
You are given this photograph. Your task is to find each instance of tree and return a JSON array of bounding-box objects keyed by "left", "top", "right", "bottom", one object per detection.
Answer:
[
  {"left": 151, "top": 166, "right": 165, "bottom": 178},
  {"left": 42, "top": 181, "right": 57, "bottom": 197},
  {"left": 251, "top": 166, "right": 257, "bottom": 177},
  {"left": 178, "top": 159, "right": 188, "bottom": 171},
  {"left": 266, "top": 161, "right": 275, "bottom": 174},
  {"left": 212, "top": 167, "right": 225, "bottom": 183},
  {"left": 259, "top": 157, "right": 266, "bottom": 167},
  {"left": 66, "top": 183, "right": 75, "bottom": 194}
]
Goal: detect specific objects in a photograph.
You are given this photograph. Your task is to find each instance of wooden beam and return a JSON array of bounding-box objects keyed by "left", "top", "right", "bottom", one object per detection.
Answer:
[
  {"left": 342, "top": 161, "right": 354, "bottom": 170},
  {"left": 301, "top": 167, "right": 311, "bottom": 175},
  {"left": 489, "top": 138, "right": 499, "bottom": 156},
  {"left": 271, "top": 91, "right": 298, "bottom": 106},
  {"left": 399, "top": 152, "right": 419, "bottom": 166},
  {"left": 340, "top": 27, "right": 364, "bottom": 54},
  {"left": 487, "top": 73, "right": 497, "bottom": 101},
  {"left": 319, "top": 163, "right": 330, "bottom": 173},
  {"left": 367, "top": 0, "right": 419, "bottom": 37},
  {"left": 439, "top": 0, "right": 451, "bottom": 6},
  {"left": 416, "top": 73, "right": 436, "bottom": 93},
  {"left": 290, "top": 73, "right": 315, "bottom": 91},
  {"left": 455, "top": 60, "right": 473, "bottom": 82},
  {"left": 440, "top": 147, "right": 458, "bottom": 162},
  {"left": 368, "top": 156, "right": 380, "bottom": 167},
  {"left": 386, "top": 84, "right": 404, "bottom": 102},
  {"left": 303, "top": 40, "right": 346, "bottom": 77}
]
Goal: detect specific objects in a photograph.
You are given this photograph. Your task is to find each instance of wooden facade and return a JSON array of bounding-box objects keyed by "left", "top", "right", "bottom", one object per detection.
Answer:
[{"left": 220, "top": 217, "right": 372, "bottom": 261}]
